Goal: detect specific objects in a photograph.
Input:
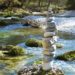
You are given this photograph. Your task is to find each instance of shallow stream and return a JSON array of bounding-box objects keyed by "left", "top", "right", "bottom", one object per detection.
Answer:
[{"left": 0, "top": 16, "right": 75, "bottom": 75}]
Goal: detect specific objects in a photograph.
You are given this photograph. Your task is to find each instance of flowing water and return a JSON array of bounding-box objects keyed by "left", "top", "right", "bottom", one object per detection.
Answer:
[{"left": 0, "top": 15, "right": 75, "bottom": 75}]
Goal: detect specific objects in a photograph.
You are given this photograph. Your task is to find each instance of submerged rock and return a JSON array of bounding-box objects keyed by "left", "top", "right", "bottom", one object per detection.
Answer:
[{"left": 22, "top": 16, "right": 46, "bottom": 28}]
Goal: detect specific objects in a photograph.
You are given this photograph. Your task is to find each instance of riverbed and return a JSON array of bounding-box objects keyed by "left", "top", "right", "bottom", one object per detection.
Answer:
[{"left": 0, "top": 16, "right": 75, "bottom": 75}]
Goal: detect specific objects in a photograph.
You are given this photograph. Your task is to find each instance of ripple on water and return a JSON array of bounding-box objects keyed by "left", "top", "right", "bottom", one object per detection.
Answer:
[
  {"left": 56, "top": 39, "right": 75, "bottom": 56},
  {"left": 54, "top": 60, "right": 75, "bottom": 75},
  {"left": 17, "top": 42, "right": 43, "bottom": 56}
]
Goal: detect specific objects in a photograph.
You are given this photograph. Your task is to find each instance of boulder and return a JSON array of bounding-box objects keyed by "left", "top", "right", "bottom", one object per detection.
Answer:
[
  {"left": 25, "top": 38, "right": 42, "bottom": 47},
  {"left": 55, "top": 51, "right": 75, "bottom": 61}
]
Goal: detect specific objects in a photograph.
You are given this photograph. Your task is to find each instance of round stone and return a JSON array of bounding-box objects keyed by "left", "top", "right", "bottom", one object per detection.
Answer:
[
  {"left": 44, "top": 32, "right": 56, "bottom": 38},
  {"left": 42, "top": 38, "right": 53, "bottom": 49}
]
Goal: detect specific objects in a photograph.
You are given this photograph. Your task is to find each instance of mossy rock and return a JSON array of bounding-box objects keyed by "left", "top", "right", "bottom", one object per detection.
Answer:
[
  {"left": 56, "top": 43, "right": 63, "bottom": 48},
  {"left": 55, "top": 51, "right": 75, "bottom": 61},
  {"left": 25, "top": 38, "right": 42, "bottom": 47},
  {"left": 6, "top": 45, "right": 25, "bottom": 56},
  {"left": 0, "top": 45, "right": 25, "bottom": 56}
]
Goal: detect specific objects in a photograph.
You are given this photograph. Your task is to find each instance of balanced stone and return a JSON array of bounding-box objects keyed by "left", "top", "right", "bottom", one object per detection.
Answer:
[
  {"left": 42, "top": 8, "right": 57, "bottom": 70},
  {"left": 42, "top": 38, "right": 56, "bottom": 49},
  {"left": 44, "top": 32, "right": 56, "bottom": 37},
  {"left": 47, "top": 17, "right": 53, "bottom": 22},
  {"left": 45, "top": 28, "right": 56, "bottom": 32},
  {"left": 43, "top": 55, "right": 53, "bottom": 62},
  {"left": 43, "top": 49, "right": 54, "bottom": 55}
]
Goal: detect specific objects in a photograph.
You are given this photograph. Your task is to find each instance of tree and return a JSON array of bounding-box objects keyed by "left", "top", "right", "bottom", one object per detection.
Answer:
[{"left": 66, "top": 0, "right": 75, "bottom": 10}]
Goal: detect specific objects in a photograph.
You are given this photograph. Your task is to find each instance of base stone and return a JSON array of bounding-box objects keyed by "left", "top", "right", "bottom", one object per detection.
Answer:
[{"left": 18, "top": 64, "right": 64, "bottom": 75}]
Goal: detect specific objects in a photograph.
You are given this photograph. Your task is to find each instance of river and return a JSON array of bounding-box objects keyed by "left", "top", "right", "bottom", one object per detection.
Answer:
[{"left": 0, "top": 15, "right": 75, "bottom": 75}]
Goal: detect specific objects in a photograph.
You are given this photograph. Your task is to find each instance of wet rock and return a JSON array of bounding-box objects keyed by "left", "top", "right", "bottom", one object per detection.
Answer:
[
  {"left": 18, "top": 64, "right": 64, "bottom": 75},
  {"left": 0, "top": 45, "right": 25, "bottom": 56},
  {"left": 55, "top": 51, "right": 75, "bottom": 61},
  {"left": 25, "top": 38, "right": 42, "bottom": 47},
  {"left": 22, "top": 16, "right": 46, "bottom": 28}
]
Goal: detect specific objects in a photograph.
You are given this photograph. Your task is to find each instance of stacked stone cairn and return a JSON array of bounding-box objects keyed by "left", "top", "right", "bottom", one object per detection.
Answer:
[
  {"left": 42, "top": 8, "right": 57, "bottom": 70},
  {"left": 18, "top": 9, "right": 64, "bottom": 75}
]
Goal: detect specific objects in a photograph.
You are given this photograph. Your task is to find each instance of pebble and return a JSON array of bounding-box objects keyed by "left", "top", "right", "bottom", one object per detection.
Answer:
[{"left": 18, "top": 64, "right": 64, "bottom": 75}]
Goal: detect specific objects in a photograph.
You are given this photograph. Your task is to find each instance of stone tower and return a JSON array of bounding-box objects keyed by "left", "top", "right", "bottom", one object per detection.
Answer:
[{"left": 42, "top": 8, "right": 57, "bottom": 70}]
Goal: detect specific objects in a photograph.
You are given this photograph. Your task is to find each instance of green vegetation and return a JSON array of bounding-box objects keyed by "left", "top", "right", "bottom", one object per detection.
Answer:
[
  {"left": 56, "top": 51, "right": 75, "bottom": 61},
  {"left": 0, "top": 0, "right": 69, "bottom": 17},
  {"left": 0, "top": 0, "right": 74, "bottom": 17},
  {"left": 0, "top": 45, "right": 34, "bottom": 69},
  {"left": 66, "top": 0, "right": 75, "bottom": 10},
  {"left": 25, "top": 38, "right": 42, "bottom": 47}
]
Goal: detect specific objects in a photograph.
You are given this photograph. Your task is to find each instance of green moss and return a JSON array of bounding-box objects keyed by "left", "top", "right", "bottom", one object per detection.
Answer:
[
  {"left": 5, "top": 45, "right": 25, "bottom": 56},
  {"left": 0, "top": 55, "right": 33, "bottom": 69},
  {"left": 25, "top": 38, "right": 42, "bottom": 47},
  {"left": 56, "top": 51, "right": 75, "bottom": 61},
  {"left": 0, "top": 45, "right": 34, "bottom": 69}
]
